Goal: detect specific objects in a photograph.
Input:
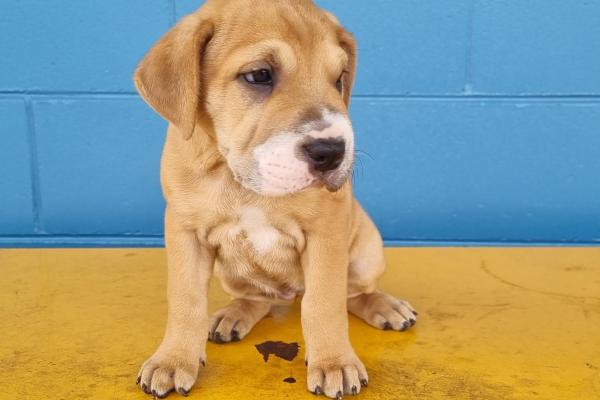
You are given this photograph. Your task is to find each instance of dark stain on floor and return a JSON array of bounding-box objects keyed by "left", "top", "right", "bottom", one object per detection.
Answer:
[
  {"left": 283, "top": 377, "right": 296, "bottom": 383},
  {"left": 255, "top": 341, "right": 299, "bottom": 362}
]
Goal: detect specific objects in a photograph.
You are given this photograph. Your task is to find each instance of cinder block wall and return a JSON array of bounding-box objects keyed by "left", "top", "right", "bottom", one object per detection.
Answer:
[{"left": 1, "top": 0, "right": 599, "bottom": 246}]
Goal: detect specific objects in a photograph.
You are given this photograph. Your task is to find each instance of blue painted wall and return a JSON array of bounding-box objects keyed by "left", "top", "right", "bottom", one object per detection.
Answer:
[{"left": 1, "top": 0, "right": 600, "bottom": 246}]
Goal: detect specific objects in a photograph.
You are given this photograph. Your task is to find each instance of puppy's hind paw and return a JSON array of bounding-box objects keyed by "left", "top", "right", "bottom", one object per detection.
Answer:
[{"left": 348, "top": 291, "right": 417, "bottom": 332}]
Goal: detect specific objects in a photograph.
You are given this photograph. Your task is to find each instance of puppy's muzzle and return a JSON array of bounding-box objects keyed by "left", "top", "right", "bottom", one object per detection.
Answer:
[{"left": 302, "top": 138, "right": 345, "bottom": 173}]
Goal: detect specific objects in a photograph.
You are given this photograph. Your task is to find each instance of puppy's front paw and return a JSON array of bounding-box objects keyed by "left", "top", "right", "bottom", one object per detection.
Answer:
[
  {"left": 307, "top": 351, "right": 368, "bottom": 399},
  {"left": 137, "top": 348, "right": 204, "bottom": 398},
  {"left": 348, "top": 291, "right": 417, "bottom": 331}
]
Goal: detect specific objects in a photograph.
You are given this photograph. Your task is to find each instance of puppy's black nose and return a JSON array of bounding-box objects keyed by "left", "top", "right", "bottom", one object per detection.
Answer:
[{"left": 302, "top": 138, "right": 345, "bottom": 172}]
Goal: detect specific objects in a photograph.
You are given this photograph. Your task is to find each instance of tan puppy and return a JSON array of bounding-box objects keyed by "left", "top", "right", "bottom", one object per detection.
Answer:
[{"left": 134, "top": 0, "right": 417, "bottom": 398}]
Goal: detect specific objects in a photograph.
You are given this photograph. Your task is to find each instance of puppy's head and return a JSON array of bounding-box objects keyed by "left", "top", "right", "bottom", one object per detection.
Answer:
[{"left": 135, "top": 0, "right": 357, "bottom": 196}]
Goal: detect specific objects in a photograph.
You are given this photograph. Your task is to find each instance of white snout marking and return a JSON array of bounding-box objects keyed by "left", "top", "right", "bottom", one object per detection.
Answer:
[
  {"left": 230, "top": 206, "right": 280, "bottom": 255},
  {"left": 253, "top": 133, "right": 316, "bottom": 196},
  {"left": 250, "top": 109, "right": 355, "bottom": 196},
  {"left": 306, "top": 110, "right": 353, "bottom": 141}
]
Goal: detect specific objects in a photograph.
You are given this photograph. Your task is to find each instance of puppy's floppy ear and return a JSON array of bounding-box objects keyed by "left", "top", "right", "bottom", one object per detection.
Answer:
[
  {"left": 338, "top": 29, "right": 357, "bottom": 107},
  {"left": 134, "top": 11, "right": 213, "bottom": 140},
  {"left": 322, "top": 10, "right": 357, "bottom": 106}
]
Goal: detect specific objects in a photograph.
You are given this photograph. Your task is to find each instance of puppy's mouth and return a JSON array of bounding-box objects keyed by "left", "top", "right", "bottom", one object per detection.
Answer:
[
  {"left": 256, "top": 158, "right": 352, "bottom": 196},
  {"left": 262, "top": 169, "right": 347, "bottom": 195},
  {"left": 258, "top": 138, "right": 352, "bottom": 196},
  {"left": 229, "top": 154, "right": 352, "bottom": 197},
  {"left": 313, "top": 168, "right": 352, "bottom": 193}
]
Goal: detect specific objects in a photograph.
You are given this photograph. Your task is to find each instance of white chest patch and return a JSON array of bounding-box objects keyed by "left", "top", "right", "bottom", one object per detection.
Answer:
[{"left": 230, "top": 206, "right": 280, "bottom": 255}]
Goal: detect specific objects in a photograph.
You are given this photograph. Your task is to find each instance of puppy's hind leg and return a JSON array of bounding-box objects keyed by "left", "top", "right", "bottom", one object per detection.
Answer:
[
  {"left": 208, "top": 298, "right": 271, "bottom": 344},
  {"left": 347, "top": 204, "right": 418, "bottom": 332}
]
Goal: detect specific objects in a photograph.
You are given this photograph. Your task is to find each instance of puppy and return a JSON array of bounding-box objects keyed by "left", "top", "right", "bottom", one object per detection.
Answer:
[{"left": 134, "top": 0, "right": 417, "bottom": 398}]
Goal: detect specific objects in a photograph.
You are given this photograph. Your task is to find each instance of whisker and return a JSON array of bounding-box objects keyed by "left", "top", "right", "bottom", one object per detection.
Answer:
[
  {"left": 353, "top": 156, "right": 365, "bottom": 181},
  {"left": 354, "top": 149, "right": 374, "bottom": 161}
]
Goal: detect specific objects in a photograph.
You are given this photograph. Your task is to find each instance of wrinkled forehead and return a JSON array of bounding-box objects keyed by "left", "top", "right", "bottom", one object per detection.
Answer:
[
  {"left": 216, "top": 38, "right": 348, "bottom": 79},
  {"left": 206, "top": 2, "right": 345, "bottom": 74}
]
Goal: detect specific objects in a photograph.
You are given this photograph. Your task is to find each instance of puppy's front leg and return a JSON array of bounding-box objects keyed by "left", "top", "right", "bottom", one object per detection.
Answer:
[
  {"left": 302, "top": 232, "right": 368, "bottom": 399},
  {"left": 137, "top": 210, "right": 213, "bottom": 398}
]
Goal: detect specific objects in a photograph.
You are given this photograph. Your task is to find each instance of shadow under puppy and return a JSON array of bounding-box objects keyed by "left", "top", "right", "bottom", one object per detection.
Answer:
[{"left": 134, "top": 0, "right": 417, "bottom": 398}]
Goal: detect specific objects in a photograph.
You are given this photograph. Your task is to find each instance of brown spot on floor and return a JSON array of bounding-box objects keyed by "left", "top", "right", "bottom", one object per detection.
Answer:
[{"left": 255, "top": 341, "right": 299, "bottom": 362}]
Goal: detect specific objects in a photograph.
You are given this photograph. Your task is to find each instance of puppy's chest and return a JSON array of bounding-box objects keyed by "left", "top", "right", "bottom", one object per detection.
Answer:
[
  {"left": 206, "top": 205, "right": 305, "bottom": 294},
  {"left": 207, "top": 206, "right": 296, "bottom": 252}
]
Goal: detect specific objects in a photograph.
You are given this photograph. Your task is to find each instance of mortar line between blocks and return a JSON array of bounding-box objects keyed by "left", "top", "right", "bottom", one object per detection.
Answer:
[
  {"left": 24, "top": 96, "right": 45, "bottom": 234},
  {"left": 463, "top": 0, "right": 476, "bottom": 94}
]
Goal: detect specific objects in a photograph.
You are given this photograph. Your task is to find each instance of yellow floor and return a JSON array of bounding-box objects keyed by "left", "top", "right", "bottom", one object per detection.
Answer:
[{"left": 1, "top": 248, "right": 599, "bottom": 400}]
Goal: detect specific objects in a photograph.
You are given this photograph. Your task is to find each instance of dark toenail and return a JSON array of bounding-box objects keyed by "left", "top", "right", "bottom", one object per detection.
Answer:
[
  {"left": 305, "top": 360, "right": 308, "bottom": 366},
  {"left": 200, "top": 359, "right": 206, "bottom": 367},
  {"left": 142, "top": 383, "right": 151, "bottom": 394},
  {"left": 400, "top": 321, "right": 410, "bottom": 331},
  {"left": 336, "top": 390, "right": 343, "bottom": 399},
  {"left": 313, "top": 385, "right": 322, "bottom": 395},
  {"left": 383, "top": 321, "right": 392, "bottom": 330},
  {"left": 213, "top": 331, "right": 224, "bottom": 344},
  {"left": 178, "top": 387, "right": 190, "bottom": 396},
  {"left": 413, "top": 310, "right": 419, "bottom": 315},
  {"left": 409, "top": 318, "right": 416, "bottom": 326},
  {"left": 352, "top": 385, "right": 358, "bottom": 395},
  {"left": 136, "top": 376, "right": 141, "bottom": 385},
  {"left": 360, "top": 379, "right": 368, "bottom": 387},
  {"left": 231, "top": 330, "right": 240, "bottom": 342}
]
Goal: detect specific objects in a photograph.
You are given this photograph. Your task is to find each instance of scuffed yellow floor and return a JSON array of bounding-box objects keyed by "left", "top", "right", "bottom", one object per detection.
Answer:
[{"left": 1, "top": 248, "right": 599, "bottom": 399}]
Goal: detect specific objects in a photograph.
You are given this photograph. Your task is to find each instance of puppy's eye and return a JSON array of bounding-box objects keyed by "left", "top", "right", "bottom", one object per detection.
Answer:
[
  {"left": 243, "top": 69, "right": 273, "bottom": 85},
  {"left": 336, "top": 74, "right": 344, "bottom": 93}
]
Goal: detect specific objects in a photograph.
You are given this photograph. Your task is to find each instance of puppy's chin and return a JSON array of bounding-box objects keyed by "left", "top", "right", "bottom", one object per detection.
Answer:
[
  {"left": 321, "top": 170, "right": 351, "bottom": 192},
  {"left": 229, "top": 165, "right": 315, "bottom": 197},
  {"left": 324, "top": 180, "right": 346, "bottom": 193},
  {"left": 231, "top": 167, "right": 350, "bottom": 197},
  {"left": 259, "top": 170, "right": 351, "bottom": 196}
]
